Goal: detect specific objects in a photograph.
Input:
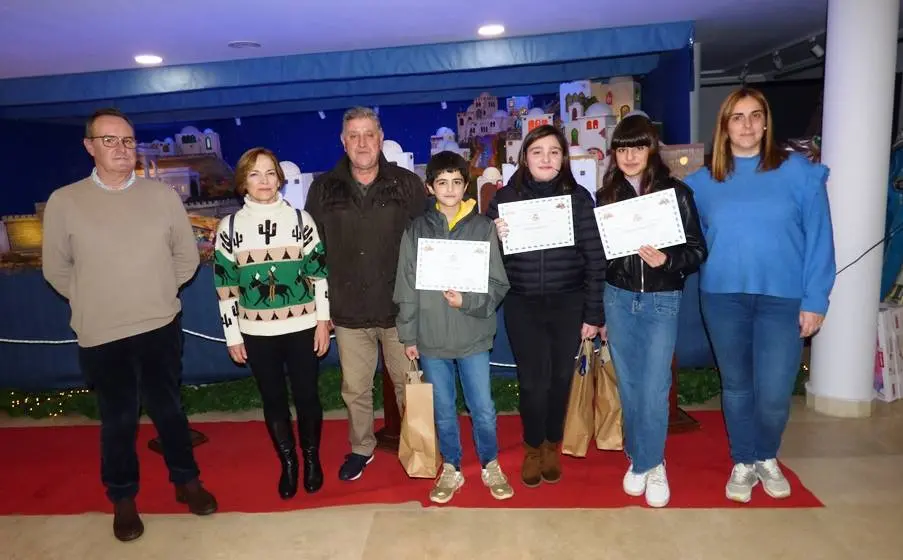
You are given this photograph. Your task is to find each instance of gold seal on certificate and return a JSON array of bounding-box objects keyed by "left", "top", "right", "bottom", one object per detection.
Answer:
[
  {"left": 593, "top": 188, "right": 686, "bottom": 259},
  {"left": 497, "top": 195, "right": 575, "bottom": 255},
  {"left": 415, "top": 238, "right": 491, "bottom": 294}
]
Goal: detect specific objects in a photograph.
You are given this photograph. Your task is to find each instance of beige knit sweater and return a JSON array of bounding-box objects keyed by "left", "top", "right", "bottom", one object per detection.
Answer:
[{"left": 42, "top": 176, "right": 200, "bottom": 347}]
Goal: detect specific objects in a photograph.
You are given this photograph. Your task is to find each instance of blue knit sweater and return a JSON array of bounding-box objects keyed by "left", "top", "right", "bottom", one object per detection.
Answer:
[{"left": 684, "top": 153, "right": 836, "bottom": 314}]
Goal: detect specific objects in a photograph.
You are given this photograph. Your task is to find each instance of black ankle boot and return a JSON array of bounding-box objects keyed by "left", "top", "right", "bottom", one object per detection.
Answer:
[
  {"left": 266, "top": 419, "right": 299, "bottom": 499},
  {"left": 298, "top": 414, "right": 323, "bottom": 494}
]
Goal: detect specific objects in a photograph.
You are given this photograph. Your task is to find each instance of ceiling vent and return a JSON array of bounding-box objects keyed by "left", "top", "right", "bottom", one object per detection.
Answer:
[{"left": 227, "top": 41, "right": 262, "bottom": 49}]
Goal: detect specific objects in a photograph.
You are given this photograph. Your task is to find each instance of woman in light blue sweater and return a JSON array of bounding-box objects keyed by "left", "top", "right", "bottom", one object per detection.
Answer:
[{"left": 685, "top": 87, "right": 835, "bottom": 504}]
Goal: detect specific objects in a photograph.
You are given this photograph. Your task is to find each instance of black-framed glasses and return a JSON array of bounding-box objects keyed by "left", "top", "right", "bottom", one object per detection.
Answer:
[{"left": 86, "top": 135, "right": 137, "bottom": 149}]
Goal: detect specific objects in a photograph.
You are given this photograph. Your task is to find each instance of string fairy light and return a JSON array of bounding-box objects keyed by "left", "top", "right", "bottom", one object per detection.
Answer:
[{"left": 4, "top": 388, "right": 91, "bottom": 417}]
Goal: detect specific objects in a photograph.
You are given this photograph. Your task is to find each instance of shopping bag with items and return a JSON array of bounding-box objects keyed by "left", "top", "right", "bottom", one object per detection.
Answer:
[
  {"left": 594, "top": 342, "right": 624, "bottom": 451},
  {"left": 562, "top": 339, "right": 596, "bottom": 458},
  {"left": 398, "top": 360, "right": 442, "bottom": 478}
]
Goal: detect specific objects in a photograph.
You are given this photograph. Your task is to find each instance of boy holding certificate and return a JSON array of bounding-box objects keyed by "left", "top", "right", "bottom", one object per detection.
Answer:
[{"left": 393, "top": 151, "right": 513, "bottom": 504}]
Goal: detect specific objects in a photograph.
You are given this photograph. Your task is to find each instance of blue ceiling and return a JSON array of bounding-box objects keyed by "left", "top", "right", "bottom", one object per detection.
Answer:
[{"left": 0, "top": 21, "right": 693, "bottom": 124}]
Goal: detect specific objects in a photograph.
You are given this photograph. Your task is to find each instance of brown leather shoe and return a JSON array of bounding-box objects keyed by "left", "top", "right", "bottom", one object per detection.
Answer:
[
  {"left": 175, "top": 479, "right": 218, "bottom": 516},
  {"left": 521, "top": 443, "right": 542, "bottom": 488},
  {"left": 112, "top": 497, "right": 144, "bottom": 542},
  {"left": 540, "top": 440, "right": 562, "bottom": 483}
]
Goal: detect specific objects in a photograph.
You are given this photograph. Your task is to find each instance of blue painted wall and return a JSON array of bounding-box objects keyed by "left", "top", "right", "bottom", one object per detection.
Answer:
[
  {"left": 640, "top": 46, "right": 694, "bottom": 145},
  {"left": 1, "top": 94, "right": 558, "bottom": 214},
  {"left": 0, "top": 119, "right": 92, "bottom": 215}
]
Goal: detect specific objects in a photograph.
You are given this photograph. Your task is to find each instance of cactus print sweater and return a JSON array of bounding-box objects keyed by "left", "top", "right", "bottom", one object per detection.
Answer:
[{"left": 213, "top": 193, "right": 329, "bottom": 346}]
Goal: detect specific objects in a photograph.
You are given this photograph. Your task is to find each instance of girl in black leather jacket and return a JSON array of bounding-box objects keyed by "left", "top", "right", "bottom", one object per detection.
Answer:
[{"left": 595, "top": 115, "right": 707, "bottom": 508}]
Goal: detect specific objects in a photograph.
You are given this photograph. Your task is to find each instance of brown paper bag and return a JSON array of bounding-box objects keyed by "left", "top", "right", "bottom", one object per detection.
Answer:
[
  {"left": 562, "top": 340, "right": 596, "bottom": 458},
  {"left": 594, "top": 343, "right": 624, "bottom": 451},
  {"left": 398, "top": 360, "right": 441, "bottom": 478}
]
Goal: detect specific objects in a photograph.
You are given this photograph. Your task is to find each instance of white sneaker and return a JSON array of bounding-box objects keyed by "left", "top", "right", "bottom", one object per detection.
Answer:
[
  {"left": 726, "top": 463, "right": 758, "bottom": 503},
  {"left": 429, "top": 463, "right": 464, "bottom": 504},
  {"left": 755, "top": 459, "right": 791, "bottom": 499},
  {"left": 481, "top": 459, "right": 514, "bottom": 500},
  {"left": 622, "top": 464, "right": 647, "bottom": 497},
  {"left": 644, "top": 464, "right": 670, "bottom": 508}
]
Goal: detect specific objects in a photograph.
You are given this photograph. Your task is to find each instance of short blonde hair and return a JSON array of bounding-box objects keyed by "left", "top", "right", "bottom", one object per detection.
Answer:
[{"left": 234, "top": 147, "right": 285, "bottom": 195}]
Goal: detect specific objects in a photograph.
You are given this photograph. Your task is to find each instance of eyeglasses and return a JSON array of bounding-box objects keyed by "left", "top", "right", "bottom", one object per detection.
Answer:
[{"left": 87, "top": 135, "right": 137, "bottom": 149}]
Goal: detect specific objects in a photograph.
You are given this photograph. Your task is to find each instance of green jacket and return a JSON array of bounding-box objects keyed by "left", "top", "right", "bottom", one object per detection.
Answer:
[{"left": 393, "top": 200, "right": 509, "bottom": 359}]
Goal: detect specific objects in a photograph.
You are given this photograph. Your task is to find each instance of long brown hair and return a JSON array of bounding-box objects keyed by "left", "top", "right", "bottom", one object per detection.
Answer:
[
  {"left": 709, "top": 87, "right": 787, "bottom": 182},
  {"left": 598, "top": 115, "right": 671, "bottom": 205},
  {"left": 509, "top": 124, "right": 578, "bottom": 195}
]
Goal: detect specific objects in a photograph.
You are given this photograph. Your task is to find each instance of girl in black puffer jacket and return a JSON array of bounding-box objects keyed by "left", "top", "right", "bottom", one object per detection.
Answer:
[{"left": 487, "top": 124, "right": 606, "bottom": 488}]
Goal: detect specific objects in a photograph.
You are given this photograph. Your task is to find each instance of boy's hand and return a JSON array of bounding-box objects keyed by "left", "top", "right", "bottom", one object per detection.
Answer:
[
  {"left": 405, "top": 345, "right": 420, "bottom": 360},
  {"left": 443, "top": 290, "right": 463, "bottom": 308}
]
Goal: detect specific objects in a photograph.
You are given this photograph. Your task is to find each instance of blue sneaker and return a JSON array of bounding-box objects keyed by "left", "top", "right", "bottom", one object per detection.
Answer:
[{"left": 338, "top": 453, "right": 374, "bottom": 481}]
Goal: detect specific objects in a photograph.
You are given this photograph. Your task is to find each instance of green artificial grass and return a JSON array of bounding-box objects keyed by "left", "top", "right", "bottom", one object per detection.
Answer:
[{"left": 1, "top": 366, "right": 808, "bottom": 420}]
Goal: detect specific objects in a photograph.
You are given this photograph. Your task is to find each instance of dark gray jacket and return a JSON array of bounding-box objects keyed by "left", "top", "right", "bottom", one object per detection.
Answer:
[{"left": 393, "top": 200, "right": 509, "bottom": 359}]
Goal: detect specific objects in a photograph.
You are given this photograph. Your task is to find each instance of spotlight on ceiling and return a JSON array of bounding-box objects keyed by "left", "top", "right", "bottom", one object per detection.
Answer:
[
  {"left": 134, "top": 54, "right": 163, "bottom": 65},
  {"left": 772, "top": 51, "right": 783, "bottom": 70},
  {"left": 809, "top": 37, "right": 825, "bottom": 59},
  {"left": 478, "top": 24, "right": 505, "bottom": 37}
]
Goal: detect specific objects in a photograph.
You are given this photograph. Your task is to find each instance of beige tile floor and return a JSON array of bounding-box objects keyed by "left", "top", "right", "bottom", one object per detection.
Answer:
[{"left": 2, "top": 397, "right": 902, "bottom": 560}]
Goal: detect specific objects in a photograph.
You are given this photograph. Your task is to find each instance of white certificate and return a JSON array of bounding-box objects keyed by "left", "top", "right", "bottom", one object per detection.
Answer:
[
  {"left": 415, "top": 238, "right": 490, "bottom": 294},
  {"left": 593, "top": 188, "right": 686, "bottom": 259},
  {"left": 497, "top": 195, "right": 574, "bottom": 255}
]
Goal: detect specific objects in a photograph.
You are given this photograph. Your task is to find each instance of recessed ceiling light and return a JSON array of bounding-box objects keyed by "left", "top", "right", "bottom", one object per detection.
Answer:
[
  {"left": 228, "top": 40, "right": 262, "bottom": 49},
  {"left": 478, "top": 24, "right": 505, "bottom": 37},
  {"left": 134, "top": 54, "right": 163, "bottom": 65}
]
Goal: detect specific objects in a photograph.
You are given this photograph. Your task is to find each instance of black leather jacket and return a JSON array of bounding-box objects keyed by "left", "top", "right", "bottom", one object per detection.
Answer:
[{"left": 597, "top": 177, "right": 707, "bottom": 292}]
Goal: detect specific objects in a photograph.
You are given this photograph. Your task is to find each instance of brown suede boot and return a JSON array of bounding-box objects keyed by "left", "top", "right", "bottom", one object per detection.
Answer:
[
  {"left": 521, "top": 443, "right": 542, "bottom": 488},
  {"left": 540, "top": 440, "right": 562, "bottom": 483}
]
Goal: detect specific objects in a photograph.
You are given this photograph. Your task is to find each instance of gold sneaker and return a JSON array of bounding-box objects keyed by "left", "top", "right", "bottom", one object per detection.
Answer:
[
  {"left": 481, "top": 459, "right": 514, "bottom": 500},
  {"left": 430, "top": 463, "right": 464, "bottom": 504}
]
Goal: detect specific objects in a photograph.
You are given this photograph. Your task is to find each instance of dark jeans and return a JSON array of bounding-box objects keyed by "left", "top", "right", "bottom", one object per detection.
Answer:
[
  {"left": 504, "top": 292, "right": 584, "bottom": 448},
  {"left": 700, "top": 292, "right": 803, "bottom": 464},
  {"left": 78, "top": 318, "right": 199, "bottom": 503},
  {"left": 243, "top": 328, "right": 321, "bottom": 426}
]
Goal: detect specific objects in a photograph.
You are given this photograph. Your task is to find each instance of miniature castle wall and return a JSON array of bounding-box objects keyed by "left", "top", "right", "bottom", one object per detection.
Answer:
[{"left": 1, "top": 214, "right": 42, "bottom": 254}]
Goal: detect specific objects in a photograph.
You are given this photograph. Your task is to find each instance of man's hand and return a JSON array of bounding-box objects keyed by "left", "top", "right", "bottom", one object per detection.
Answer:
[
  {"left": 581, "top": 323, "right": 599, "bottom": 340},
  {"left": 228, "top": 343, "right": 247, "bottom": 364},
  {"left": 405, "top": 345, "right": 420, "bottom": 360}
]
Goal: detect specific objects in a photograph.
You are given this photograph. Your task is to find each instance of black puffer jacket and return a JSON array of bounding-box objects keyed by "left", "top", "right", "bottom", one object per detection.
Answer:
[
  {"left": 305, "top": 154, "right": 427, "bottom": 328},
  {"left": 487, "top": 179, "right": 607, "bottom": 326},
  {"left": 598, "top": 176, "right": 707, "bottom": 292}
]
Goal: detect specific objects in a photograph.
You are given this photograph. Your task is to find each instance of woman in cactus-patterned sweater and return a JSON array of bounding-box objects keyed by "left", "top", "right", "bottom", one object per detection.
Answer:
[{"left": 214, "top": 147, "right": 330, "bottom": 500}]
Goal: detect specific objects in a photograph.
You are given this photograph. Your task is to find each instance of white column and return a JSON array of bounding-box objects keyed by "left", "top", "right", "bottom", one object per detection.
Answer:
[
  {"left": 689, "top": 42, "right": 701, "bottom": 144},
  {"left": 808, "top": 0, "right": 900, "bottom": 416}
]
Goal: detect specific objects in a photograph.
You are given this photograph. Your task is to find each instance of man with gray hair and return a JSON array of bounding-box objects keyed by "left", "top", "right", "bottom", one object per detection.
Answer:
[{"left": 305, "top": 106, "right": 426, "bottom": 481}]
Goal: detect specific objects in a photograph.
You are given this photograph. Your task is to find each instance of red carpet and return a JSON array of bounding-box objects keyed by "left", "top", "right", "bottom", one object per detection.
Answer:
[{"left": 0, "top": 411, "right": 821, "bottom": 515}]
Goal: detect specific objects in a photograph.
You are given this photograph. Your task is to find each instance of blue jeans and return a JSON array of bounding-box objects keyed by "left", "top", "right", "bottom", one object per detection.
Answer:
[
  {"left": 700, "top": 292, "right": 803, "bottom": 465},
  {"left": 420, "top": 352, "right": 499, "bottom": 468},
  {"left": 603, "top": 284, "right": 680, "bottom": 473}
]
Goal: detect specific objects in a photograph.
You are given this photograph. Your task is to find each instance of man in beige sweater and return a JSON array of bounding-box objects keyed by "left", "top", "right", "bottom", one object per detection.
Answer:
[{"left": 42, "top": 108, "right": 217, "bottom": 542}]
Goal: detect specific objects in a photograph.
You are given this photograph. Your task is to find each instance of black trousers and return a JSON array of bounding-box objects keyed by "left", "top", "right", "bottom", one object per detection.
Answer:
[
  {"left": 243, "top": 328, "right": 321, "bottom": 427},
  {"left": 504, "top": 292, "right": 584, "bottom": 448},
  {"left": 78, "top": 318, "right": 199, "bottom": 503}
]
